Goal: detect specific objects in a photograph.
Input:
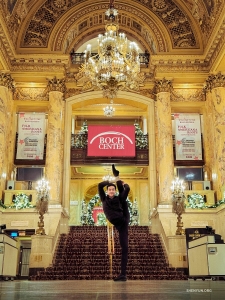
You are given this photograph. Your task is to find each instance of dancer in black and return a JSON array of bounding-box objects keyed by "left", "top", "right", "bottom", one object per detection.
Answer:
[{"left": 98, "top": 165, "right": 130, "bottom": 281}]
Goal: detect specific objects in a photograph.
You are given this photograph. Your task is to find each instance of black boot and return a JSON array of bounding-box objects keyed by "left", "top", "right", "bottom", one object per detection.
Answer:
[
  {"left": 112, "top": 164, "right": 119, "bottom": 177},
  {"left": 113, "top": 274, "right": 127, "bottom": 281}
]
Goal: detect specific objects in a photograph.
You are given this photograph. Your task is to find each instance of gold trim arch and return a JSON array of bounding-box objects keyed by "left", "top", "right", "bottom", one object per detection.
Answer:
[{"left": 63, "top": 91, "right": 157, "bottom": 225}]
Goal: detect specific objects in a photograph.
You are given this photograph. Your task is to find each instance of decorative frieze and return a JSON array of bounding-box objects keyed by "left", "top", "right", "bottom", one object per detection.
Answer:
[
  {"left": 65, "top": 88, "right": 82, "bottom": 99},
  {"left": 0, "top": 72, "right": 15, "bottom": 90},
  {"left": 14, "top": 88, "right": 48, "bottom": 101},
  {"left": 154, "top": 78, "right": 173, "bottom": 94},
  {"left": 171, "top": 89, "right": 205, "bottom": 102},
  {"left": 47, "top": 77, "right": 66, "bottom": 94},
  {"left": 139, "top": 89, "right": 154, "bottom": 100}
]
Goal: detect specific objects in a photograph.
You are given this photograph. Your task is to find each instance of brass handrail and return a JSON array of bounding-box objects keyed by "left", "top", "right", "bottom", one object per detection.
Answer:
[{"left": 107, "top": 222, "right": 114, "bottom": 279}]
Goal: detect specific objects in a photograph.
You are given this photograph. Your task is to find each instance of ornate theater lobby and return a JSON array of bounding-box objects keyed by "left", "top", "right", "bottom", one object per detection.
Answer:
[
  {"left": 1, "top": 1, "right": 225, "bottom": 299},
  {"left": 0, "top": 280, "right": 225, "bottom": 300}
]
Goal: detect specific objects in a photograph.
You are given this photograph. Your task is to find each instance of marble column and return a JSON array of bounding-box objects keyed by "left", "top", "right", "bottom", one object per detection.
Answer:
[
  {"left": 0, "top": 73, "right": 15, "bottom": 199},
  {"left": 45, "top": 77, "right": 66, "bottom": 204},
  {"left": 154, "top": 78, "right": 174, "bottom": 204},
  {"left": 202, "top": 86, "right": 213, "bottom": 186},
  {"left": 204, "top": 73, "right": 225, "bottom": 200}
]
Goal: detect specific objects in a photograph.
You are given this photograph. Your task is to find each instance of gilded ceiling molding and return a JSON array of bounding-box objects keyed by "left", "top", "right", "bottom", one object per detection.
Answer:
[
  {"left": 22, "top": 1, "right": 105, "bottom": 48},
  {"left": 154, "top": 62, "right": 209, "bottom": 72},
  {"left": 0, "top": 0, "right": 28, "bottom": 47},
  {"left": 13, "top": 88, "right": 48, "bottom": 101},
  {"left": 190, "top": 0, "right": 224, "bottom": 44},
  {"left": 171, "top": 89, "right": 204, "bottom": 102},
  {"left": 204, "top": 72, "right": 225, "bottom": 93},
  {"left": 0, "top": 38, "right": 11, "bottom": 70},
  {"left": 0, "top": 72, "right": 15, "bottom": 90},
  {"left": 47, "top": 77, "right": 66, "bottom": 94},
  {"left": 54, "top": 4, "right": 165, "bottom": 53},
  {"left": 139, "top": 89, "right": 154, "bottom": 100},
  {"left": 205, "top": 19, "right": 225, "bottom": 70},
  {"left": 0, "top": 22, "right": 15, "bottom": 64},
  {"left": 154, "top": 78, "right": 173, "bottom": 94},
  {"left": 10, "top": 62, "right": 66, "bottom": 73},
  {"left": 121, "top": 1, "right": 197, "bottom": 48},
  {"left": 65, "top": 88, "right": 83, "bottom": 99},
  {"left": 21, "top": 1, "right": 197, "bottom": 50}
]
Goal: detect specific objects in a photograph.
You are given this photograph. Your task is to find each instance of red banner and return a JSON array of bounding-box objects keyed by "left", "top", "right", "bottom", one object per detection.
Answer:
[{"left": 87, "top": 125, "right": 135, "bottom": 157}]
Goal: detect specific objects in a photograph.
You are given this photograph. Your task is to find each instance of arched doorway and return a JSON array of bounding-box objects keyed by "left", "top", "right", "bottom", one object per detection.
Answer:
[{"left": 63, "top": 91, "right": 156, "bottom": 226}]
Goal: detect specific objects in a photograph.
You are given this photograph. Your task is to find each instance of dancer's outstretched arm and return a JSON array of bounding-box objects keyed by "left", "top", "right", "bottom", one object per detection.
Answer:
[{"left": 98, "top": 181, "right": 109, "bottom": 201}]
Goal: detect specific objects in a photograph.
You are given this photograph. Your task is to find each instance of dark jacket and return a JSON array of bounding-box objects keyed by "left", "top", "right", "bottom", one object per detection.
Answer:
[{"left": 98, "top": 180, "right": 130, "bottom": 223}]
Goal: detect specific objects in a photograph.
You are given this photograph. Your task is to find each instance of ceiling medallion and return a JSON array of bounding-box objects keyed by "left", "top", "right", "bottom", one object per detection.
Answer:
[{"left": 52, "top": 0, "right": 68, "bottom": 10}]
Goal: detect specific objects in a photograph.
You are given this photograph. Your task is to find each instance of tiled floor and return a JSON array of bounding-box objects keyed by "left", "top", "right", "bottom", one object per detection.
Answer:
[{"left": 0, "top": 280, "right": 225, "bottom": 300}]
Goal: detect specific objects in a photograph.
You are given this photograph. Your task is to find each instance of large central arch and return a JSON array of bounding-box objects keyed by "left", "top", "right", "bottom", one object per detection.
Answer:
[{"left": 62, "top": 90, "right": 157, "bottom": 225}]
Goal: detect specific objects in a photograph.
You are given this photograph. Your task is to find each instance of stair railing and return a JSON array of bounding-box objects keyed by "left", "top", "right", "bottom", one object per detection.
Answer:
[{"left": 107, "top": 222, "right": 115, "bottom": 279}]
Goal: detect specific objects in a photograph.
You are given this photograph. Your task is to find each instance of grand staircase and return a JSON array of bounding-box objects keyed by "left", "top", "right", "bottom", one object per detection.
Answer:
[{"left": 31, "top": 226, "right": 187, "bottom": 280}]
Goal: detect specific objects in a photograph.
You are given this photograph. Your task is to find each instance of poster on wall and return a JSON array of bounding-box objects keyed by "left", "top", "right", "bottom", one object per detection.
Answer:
[
  {"left": 174, "top": 113, "right": 202, "bottom": 160},
  {"left": 16, "top": 113, "right": 45, "bottom": 160},
  {"left": 87, "top": 125, "right": 135, "bottom": 157}
]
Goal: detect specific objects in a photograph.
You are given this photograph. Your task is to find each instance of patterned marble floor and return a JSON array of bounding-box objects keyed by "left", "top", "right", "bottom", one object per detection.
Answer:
[{"left": 0, "top": 280, "right": 224, "bottom": 300}]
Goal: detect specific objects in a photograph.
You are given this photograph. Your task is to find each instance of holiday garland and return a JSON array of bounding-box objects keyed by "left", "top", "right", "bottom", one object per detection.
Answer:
[
  {"left": 0, "top": 193, "right": 35, "bottom": 210},
  {"left": 134, "top": 122, "right": 148, "bottom": 149},
  {"left": 186, "top": 193, "right": 205, "bottom": 209},
  {"left": 81, "top": 193, "right": 134, "bottom": 226},
  {"left": 186, "top": 193, "right": 225, "bottom": 209},
  {"left": 73, "top": 121, "right": 148, "bottom": 150}
]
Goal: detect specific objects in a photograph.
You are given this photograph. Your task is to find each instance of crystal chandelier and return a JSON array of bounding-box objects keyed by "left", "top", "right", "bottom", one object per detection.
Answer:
[
  {"left": 103, "top": 168, "right": 115, "bottom": 182},
  {"left": 81, "top": 0, "right": 141, "bottom": 104},
  {"left": 103, "top": 105, "right": 115, "bottom": 117}
]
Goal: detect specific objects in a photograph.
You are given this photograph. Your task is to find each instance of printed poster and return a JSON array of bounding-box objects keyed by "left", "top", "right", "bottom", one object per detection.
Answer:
[
  {"left": 16, "top": 113, "right": 45, "bottom": 160},
  {"left": 174, "top": 113, "right": 202, "bottom": 160}
]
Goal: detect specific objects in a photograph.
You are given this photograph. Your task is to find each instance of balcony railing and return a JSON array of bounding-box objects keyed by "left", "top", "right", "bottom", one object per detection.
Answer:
[
  {"left": 71, "top": 133, "right": 149, "bottom": 165},
  {"left": 71, "top": 134, "right": 148, "bottom": 150}
]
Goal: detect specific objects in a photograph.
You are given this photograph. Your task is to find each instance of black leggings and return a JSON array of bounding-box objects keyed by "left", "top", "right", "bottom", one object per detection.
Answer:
[{"left": 112, "top": 201, "right": 130, "bottom": 276}]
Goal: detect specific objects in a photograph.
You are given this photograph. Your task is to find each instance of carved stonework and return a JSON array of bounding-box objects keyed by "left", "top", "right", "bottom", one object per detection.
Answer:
[
  {"left": 14, "top": 88, "right": 48, "bottom": 101},
  {"left": 154, "top": 78, "right": 173, "bottom": 94},
  {"left": 56, "top": 4, "right": 165, "bottom": 53},
  {"left": 65, "top": 88, "right": 82, "bottom": 99},
  {"left": 0, "top": 72, "right": 15, "bottom": 90},
  {"left": 171, "top": 89, "right": 205, "bottom": 102},
  {"left": 22, "top": 1, "right": 196, "bottom": 49},
  {"left": 204, "top": 72, "right": 225, "bottom": 93},
  {"left": 47, "top": 77, "right": 66, "bottom": 94},
  {"left": 140, "top": 89, "right": 154, "bottom": 99}
]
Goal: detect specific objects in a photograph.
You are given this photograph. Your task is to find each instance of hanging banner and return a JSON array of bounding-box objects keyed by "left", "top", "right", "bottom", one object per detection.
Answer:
[
  {"left": 16, "top": 113, "right": 45, "bottom": 160},
  {"left": 174, "top": 113, "right": 202, "bottom": 160},
  {"left": 87, "top": 125, "right": 135, "bottom": 157}
]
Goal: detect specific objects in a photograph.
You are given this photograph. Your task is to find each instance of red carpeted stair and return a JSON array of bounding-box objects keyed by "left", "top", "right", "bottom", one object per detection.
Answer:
[{"left": 31, "top": 226, "right": 187, "bottom": 280}]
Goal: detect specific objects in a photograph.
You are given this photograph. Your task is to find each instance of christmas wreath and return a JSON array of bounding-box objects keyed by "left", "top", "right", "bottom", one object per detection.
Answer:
[
  {"left": 9, "top": 193, "right": 35, "bottom": 210},
  {"left": 186, "top": 193, "right": 205, "bottom": 209}
]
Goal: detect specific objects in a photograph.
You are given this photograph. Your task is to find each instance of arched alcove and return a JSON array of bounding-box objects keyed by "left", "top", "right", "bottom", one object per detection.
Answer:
[{"left": 63, "top": 90, "right": 157, "bottom": 226}]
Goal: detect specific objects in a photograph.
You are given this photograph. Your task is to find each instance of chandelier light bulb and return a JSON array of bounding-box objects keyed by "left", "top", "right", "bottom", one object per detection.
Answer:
[{"left": 103, "top": 105, "right": 115, "bottom": 117}]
